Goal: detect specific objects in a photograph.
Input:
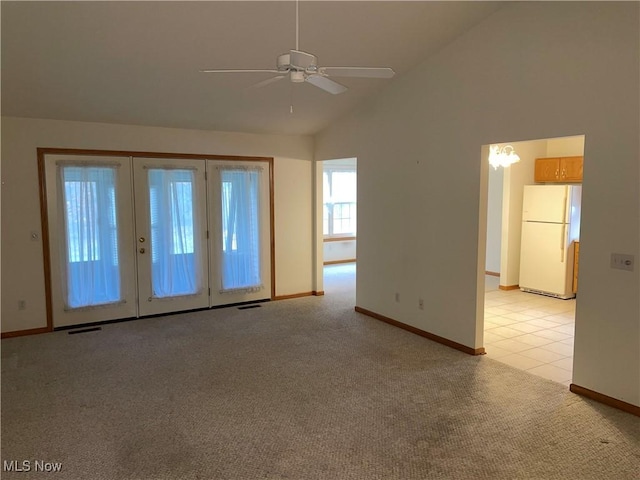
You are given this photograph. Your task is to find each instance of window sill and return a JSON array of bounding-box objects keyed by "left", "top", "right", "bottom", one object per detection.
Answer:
[{"left": 323, "top": 236, "right": 356, "bottom": 243}]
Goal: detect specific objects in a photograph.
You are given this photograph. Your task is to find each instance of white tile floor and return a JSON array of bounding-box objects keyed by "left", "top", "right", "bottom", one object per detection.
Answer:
[{"left": 484, "top": 276, "right": 576, "bottom": 386}]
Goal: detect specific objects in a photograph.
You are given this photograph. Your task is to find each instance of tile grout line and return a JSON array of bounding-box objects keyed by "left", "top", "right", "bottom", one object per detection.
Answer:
[{"left": 484, "top": 283, "right": 575, "bottom": 385}]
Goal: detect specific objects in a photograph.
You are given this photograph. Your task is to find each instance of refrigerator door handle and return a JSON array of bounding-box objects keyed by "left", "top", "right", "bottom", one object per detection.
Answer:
[{"left": 560, "top": 224, "right": 567, "bottom": 262}]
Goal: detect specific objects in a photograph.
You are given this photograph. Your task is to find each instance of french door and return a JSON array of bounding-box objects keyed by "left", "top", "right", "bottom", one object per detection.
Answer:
[
  {"left": 208, "top": 160, "right": 271, "bottom": 306},
  {"left": 44, "top": 152, "right": 272, "bottom": 329},
  {"left": 133, "top": 158, "right": 209, "bottom": 316},
  {"left": 45, "top": 156, "right": 137, "bottom": 327}
]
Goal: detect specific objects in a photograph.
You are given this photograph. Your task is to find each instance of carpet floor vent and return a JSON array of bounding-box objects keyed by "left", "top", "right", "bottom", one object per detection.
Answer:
[
  {"left": 68, "top": 327, "right": 102, "bottom": 335},
  {"left": 238, "top": 304, "right": 262, "bottom": 310}
]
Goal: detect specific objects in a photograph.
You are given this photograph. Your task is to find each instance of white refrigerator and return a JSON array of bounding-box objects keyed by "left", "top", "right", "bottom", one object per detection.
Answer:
[{"left": 519, "top": 185, "right": 582, "bottom": 299}]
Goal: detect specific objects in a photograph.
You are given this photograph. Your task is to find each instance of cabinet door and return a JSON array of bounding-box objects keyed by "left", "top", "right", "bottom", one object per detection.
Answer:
[
  {"left": 534, "top": 157, "right": 560, "bottom": 182},
  {"left": 560, "top": 156, "right": 583, "bottom": 182}
]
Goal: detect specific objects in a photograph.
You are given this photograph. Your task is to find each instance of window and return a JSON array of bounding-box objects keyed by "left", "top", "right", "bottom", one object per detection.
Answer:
[
  {"left": 149, "top": 178, "right": 195, "bottom": 260},
  {"left": 148, "top": 169, "right": 198, "bottom": 297},
  {"left": 219, "top": 168, "right": 262, "bottom": 292},
  {"left": 61, "top": 165, "right": 120, "bottom": 308},
  {"left": 323, "top": 168, "right": 356, "bottom": 237}
]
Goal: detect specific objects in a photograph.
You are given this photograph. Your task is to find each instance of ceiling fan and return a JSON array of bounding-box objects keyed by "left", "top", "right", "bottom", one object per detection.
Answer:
[{"left": 200, "top": 1, "right": 395, "bottom": 95}]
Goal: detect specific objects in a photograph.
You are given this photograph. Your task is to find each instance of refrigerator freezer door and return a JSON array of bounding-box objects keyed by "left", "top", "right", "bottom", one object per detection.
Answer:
[
  {"left": 522, "top": 185, "right": 569, "bottom": 223},
  {"left": 519, "top": 221, "right": 574, "bottom": 298}
]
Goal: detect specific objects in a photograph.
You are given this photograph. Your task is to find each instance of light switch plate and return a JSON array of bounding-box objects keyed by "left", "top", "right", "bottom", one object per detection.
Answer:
[{"left": 610, "top": 253, "right": 634, "bottom": 271}]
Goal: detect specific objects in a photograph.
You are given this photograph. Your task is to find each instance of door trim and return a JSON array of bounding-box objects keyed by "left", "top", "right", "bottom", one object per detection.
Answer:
[
  {"left": 37, "top": 152, "right": 55, "bottom": 333},
  {"left": 35, "top": 147, "right": 275, "bottom": 335}
]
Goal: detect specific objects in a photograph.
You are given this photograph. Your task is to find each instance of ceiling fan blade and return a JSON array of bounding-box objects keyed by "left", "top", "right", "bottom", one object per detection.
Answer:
[
  {"left": 290, "top": 50, "right": 317, "bottom": 69},
  {"left": 305, "top": 74, "right": 347, "bottom": 95},
  {"left": 200, "top": 69, "right": 281, "bottom": 74},
  {"left": 248, "top": 75, "right": 286, "bottom": 89},
  {"left": 319, "top": 67, "right": 396, "bottom": 79}
]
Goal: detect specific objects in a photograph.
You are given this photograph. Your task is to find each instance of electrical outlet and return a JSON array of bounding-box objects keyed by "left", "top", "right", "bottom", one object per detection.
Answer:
[
  {"left": 611, "top": 253, "right": 634, "bottom": 271},
  {"left": 418, "top": 298, "right": 424, "bottom": 310},
  {"left": 395, "top": 292, "right": 400, "bottom": 303},
  {"left": 18, "top": 300, "right": 26, "bottom": 310}
]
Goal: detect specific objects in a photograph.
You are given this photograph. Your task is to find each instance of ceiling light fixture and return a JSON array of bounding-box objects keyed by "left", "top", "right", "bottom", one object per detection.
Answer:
[{"left": 488, "top": 144, "right": 521, "bottom": 169}]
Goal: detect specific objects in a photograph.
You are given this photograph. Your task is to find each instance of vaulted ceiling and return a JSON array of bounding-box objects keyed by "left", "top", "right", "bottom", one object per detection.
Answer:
[{"left": 2, "top": 1, "right": 503, "bottom": 136}]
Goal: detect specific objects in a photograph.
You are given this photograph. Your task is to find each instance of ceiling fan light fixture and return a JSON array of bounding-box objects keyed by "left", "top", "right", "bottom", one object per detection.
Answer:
[{"left": 290, "top": 71, "right": 305, "bottom": 83}]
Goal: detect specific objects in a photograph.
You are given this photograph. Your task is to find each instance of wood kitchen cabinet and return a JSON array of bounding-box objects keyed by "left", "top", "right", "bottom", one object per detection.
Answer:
[{"left": 534, "top": 156, "right": 583, "bottom": 183}]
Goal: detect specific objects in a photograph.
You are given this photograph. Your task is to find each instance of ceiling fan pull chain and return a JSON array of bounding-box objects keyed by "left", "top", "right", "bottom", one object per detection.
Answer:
[{"left": 290, "top": 82, "right": 294, "bottom": 114}]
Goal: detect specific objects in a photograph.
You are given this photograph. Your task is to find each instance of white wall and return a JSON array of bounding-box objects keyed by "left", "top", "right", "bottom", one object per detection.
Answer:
[
  {"left": 1, "top": 117, "right": 315, "bottom": 333},
  {"left": 547, "top": 135, "right": 585, "bottom": 157},
  {"left": 315, "top": 2, "right": 639, "bottom": 406},
  {"left": 485, "top": 164, "right": 503, "bottom": 274},
  {"left": 324, "top": 240, "right": 357, "bottom": 263},
  {"left": 273, "top": 156, "right": 313, "bottom": 296}
]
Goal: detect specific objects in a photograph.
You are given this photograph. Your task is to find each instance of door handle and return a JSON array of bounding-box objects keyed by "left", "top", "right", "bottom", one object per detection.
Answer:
[{"left": 139, "top": 248, "right": 146, "bottom": 254}]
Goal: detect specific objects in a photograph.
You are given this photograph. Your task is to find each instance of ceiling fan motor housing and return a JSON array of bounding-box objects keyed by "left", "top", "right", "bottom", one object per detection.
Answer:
[
  {"left": 277, "top": 53, "right": 291, "bottom": 72},
  {"left": 278, "top": 50, "right": 318, "bottom": 72}
]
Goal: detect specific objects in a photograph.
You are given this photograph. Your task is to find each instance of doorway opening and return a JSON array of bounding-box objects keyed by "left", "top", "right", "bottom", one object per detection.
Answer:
[
  {"left": 479, "top": 135, "right": 585, "bottom": 386},
  {"left": 319, "top": 158, "right": 357, "bottom": 296}
]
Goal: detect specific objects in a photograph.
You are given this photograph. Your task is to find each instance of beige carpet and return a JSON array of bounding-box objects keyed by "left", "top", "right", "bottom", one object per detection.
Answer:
[{"left": 2, "top": 267, "right": 639, "bottom": 479}]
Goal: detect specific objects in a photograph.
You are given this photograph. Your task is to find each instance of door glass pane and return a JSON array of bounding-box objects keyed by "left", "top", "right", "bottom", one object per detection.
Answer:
[
  {"left": 61, "top": 166, "right": 120, "bottom": 308},
  {"left": 148, "top": 169, "right": 199, "bottom": 298},
  {"left": 220, "top": 169, "right": 261, "bottom": 292}
]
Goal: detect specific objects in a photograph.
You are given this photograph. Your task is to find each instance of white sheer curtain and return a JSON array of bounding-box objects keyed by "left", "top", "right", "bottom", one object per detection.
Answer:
[
  {"left": 148, "top": 168, "right": 199, "bottom": 298},
  {"left": 60, "top": 165, "right": 121, "bottom": 308},
  {"left": 219, "top": 167, "right": 262, "bottom": 293}
]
